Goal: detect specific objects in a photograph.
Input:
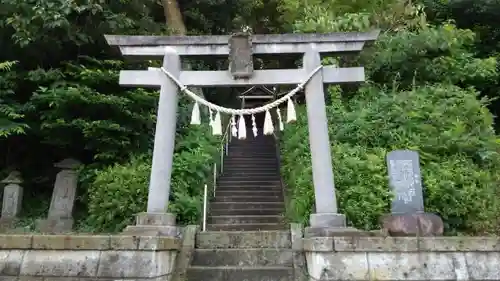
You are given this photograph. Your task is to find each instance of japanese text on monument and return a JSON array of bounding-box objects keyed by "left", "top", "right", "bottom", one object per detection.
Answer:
[{"left": 389, "top": 159, "right": 419, "bottom": 204}]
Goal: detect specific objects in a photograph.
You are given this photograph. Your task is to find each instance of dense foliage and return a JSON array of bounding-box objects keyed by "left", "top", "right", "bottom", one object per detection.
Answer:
[
  {"left": 282, "top": 85, "right": 500, "bottom": 234},
  {"left": 84, "top": 120, "right": 218, "bottom": 233},
  {"left": 1, "top": 0, "right": 500, "bottom": 234}
]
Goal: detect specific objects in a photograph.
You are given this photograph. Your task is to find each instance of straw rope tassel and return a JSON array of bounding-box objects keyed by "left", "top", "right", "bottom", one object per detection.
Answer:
[
  {"left": 231, "top": 115, "right": 237, "bottom": 137},
  {"left": 286, "top": 97, "right": 297, "bottom": 123},
  {"left": 190, "top": 102, "right": 201, "bottom": 125},
  {"left": 237, "top": 115, "right": 246, "bottom": 140},
  {"left": 209, "top": 108, "right": 215, "bottom": 127},
  {"left": 212, "top": 111, "right": 222, "bottom": 135},
  {"left": 251, "top": 114, "right": 258, "bottom": 137},
  {"left": 276, "top": 107, "right": 284, "bottom": 131},
  {"left": 263, "top": 110, "right": 274, "bottom": 135}
]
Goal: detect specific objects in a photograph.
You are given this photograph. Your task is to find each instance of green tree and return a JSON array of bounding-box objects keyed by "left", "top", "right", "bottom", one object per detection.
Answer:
[
  {"left": 0, "top": 61, "right": 27, "bottom": 139},
  {"left": 279, "top": 0, "right": 500, "bottom": 234}
]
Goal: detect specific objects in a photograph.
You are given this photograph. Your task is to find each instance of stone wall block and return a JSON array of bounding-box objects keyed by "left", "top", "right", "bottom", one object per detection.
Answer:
[
  {"left": 306, "top": 252, "right": 369, "bottom": 280},
  {"left": 20, "top": 250, "right": 100, "bottom": 277},
  {"left": 32, "top": 235, "right": 111, "bottom": 250},
  {"left": 465, "top": 252, "right": 500, "bottom": 280},
  {"left": 333, "top": 236, "right": 419, "bottom": 252},
  {"left": 0, "top": 235, "right": 33, "bottom": 249},
  {"left": 97, "top": 250, "right": 177, "bottom": 278},
  {"left": 0, "top": 250, "right": 25, "bottom": 276}
]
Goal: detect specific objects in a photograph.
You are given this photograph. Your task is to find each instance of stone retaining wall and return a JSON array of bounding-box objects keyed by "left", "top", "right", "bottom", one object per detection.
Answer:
[
  {"left": 2, "top": 232, "right": 500, "bottom": 281},
  {"left": 0, "top": 234, "right": 181, "bottom": 280},
  {"left": 303, "top": 236, "right": 500, "bottom": 281}
]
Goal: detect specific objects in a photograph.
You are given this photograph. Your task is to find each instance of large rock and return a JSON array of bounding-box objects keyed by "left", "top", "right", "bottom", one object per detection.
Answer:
[{"left": 381, "top": 212, "right": 444, "bottom": 236}]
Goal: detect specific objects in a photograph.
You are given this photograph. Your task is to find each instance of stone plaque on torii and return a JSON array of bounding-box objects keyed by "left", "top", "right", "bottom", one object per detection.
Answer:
[{"left": 105, "top": 31, "right": 379, "bottom": 236}]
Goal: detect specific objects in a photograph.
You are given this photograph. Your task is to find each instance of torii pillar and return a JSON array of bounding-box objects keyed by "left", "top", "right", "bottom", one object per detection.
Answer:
[{"left": 105, "top": 31, "right": 379, "bottom": 236}]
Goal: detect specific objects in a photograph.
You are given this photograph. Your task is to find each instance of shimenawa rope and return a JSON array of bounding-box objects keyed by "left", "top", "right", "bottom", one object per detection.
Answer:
[{"left": 158, "top": 65, "right": 323, "bottom": 139}]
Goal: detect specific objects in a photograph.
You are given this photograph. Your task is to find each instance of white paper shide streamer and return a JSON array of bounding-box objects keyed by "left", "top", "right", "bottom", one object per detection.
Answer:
[
  {"left": 286, "top": 97, "right": 296, "bottom": 123},
  {"left": 263, "top": 110, "right": 274, "bottom": 135},
  {"left": 190, "top": 102, "right": 201, "bottom": 125},
  {"left": 231, "top": 115, "right": 237, "bottom": 137},
  {"left": 212, "top": 111, "right": 222, "bottom": 135},
  {"left": 237, "top": 115, "right": 246, "bottom": 140},
  {"left": 276, "top": 108, "right": 284, "bottom": 131},
  {"left": 251, "top": 115, "right": 258, "bottom": 137}
]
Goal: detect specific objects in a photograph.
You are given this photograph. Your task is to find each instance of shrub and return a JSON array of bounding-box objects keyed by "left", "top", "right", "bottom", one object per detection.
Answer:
[
  {"left": 363, "top": 24, "right": 498, "bottom": 90},
  {"left": 281, "top": 109, "right": 391, "bottom": 230},
  {"left": 84, "top": 123, "right": 218, "bottom": 233},
  {"left": 280, "top": 84, "right": 500, "bottom": 234},
  {"left": 331, "top": 85, "right": 499, "bottom": 166}
]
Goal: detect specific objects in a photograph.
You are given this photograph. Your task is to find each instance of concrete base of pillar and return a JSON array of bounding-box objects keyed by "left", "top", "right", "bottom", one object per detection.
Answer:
[
  {"left": 136, "top": 212, "right": 176, "bottom": 225},
  {"left": 36, "top": 217, "right": 74, "bottom": 234},
  {"left": 310, "top": 213, "right": 346, "bottom": 227},
  {"left": 305, "top": 212, "right": 368, "bottom": 237},
  {"left": 0, "top": 217, "right": 17, "bottom": 232},
  {"left": 122, "top": 212, "right": 181, "bottom": 237}
]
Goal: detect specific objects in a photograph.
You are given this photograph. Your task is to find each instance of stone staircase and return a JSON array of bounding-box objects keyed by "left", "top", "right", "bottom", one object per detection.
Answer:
[
  {"left": 207, "top": 132, "right": 286, "bottom": 231},
  {"left": 186, "top": 231, "right": 294, "bottom": 281},
  {"left": 185, "top": 130, "right": 294, "bottom": 281}
]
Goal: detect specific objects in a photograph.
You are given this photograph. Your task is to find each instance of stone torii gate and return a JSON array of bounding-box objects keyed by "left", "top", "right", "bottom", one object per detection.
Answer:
[{"left": 105, "top": 31, "right": 379, "bottom": 235}]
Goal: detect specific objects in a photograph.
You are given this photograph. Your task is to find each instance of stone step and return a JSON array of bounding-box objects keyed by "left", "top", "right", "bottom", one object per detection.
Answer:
[
  {"left": 224, "top": 160, "right": 276, "bottom": 164},
  {"left": 218, "top": 180, "right": 281, "bottom": 185},
  {"left": 216, "top": 190, "right": 283, "bottom": 197},
  {"left": 227, "top": 152, "right": 276, "bottom": 155},
  {"left": 225, "top": 157, "right": 277, "bottom": 161},
  {"left": 219, "top": 172, "right": 281, "bottom": 178},
  {"left": 227, "top": 151, "right": 276, "bottom": 155},
  {"left": 210, "top": 208, "right": 283, "bottom": 216},
  {"left": 187, "top": 266, "right": 293, "bottom": 281},
  {"left": 229, "top": 141, "right": 275, "bottom": 145},
  {"left": 209, "top": 215, "right": 283, "bottom": 224},
  {"left": 223, "top": 161, "right": 278, "bottom": 165},
  {"left": 216, "top": 186, "right": 282, "bottom": 191},
  {"left": 219, "top": 176, "right": 281, "bottom": 182},
  {"left": 216, "top": 186, "right": 282, "bottom": 192},
  {"left": 224, "top": 161, "right": 278, "bottom": 165},
  {"left": 192, "top": 248, "right": 293, "bottom": 266},
  {"left": 213, "top": 195, "right": 283, "bottom": 202},
  {"left": 219, "top": 179, "right": 280, "bottom": 184},
  {"left": 221, "top": 172, "right": 280, "bottom": 176},
  {"left": 210, "top": 202, "right": 284, "bottom": 210},
  {"left": 222, "top": 170, "right": 280, "bottom": 175},
  {"left": 230, "top": 135, "right": 274, "bottom": 139},
  {"left": 225, "top": 154, "right": 276, "bottom": 158},
  {"left": 228, "top": 154, "right": 275, "bottom": 157},
  {"left": 223, "top": 168, "right": 278, "bottom": 171},
  {"left": 216, "top": 187, "right": 282, "bottom": 191},
  {"left": 208, "top": 223, "right": 287, "bottom": 231},
  {"left": 230, "top": 143, "right": 275, "bottom": 146},
  {"left": 231, "top": 135, "right": 274, "bottom": 138},
  {"left": 227, "top": 150, "right": 276, "bottom": 153},
  {"left": 228, "top": 149, "right": 275, "bottom": 152},
  {"left": 222, "top": 168, "right": 280, "bottom": 172},
  {"left": 228, "top": 146, "right": 275, "bottom": 150},
  {"left": 196, "top": 230, "right": 291, "bottom": 249}
]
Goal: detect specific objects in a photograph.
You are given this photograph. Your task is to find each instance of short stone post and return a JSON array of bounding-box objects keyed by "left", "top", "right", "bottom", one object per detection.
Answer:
[
  {"left": 122, "top": 47, "right": 181, "bottom": 237},
  {"left": 303, "top": 48, "right": 359, "bottom": 237},
  {"left": 0, "top": 171, "right": 24, "bottom": 226},
  {"left": 36, "top": 158, "right": 81, "bottom": 234}
]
